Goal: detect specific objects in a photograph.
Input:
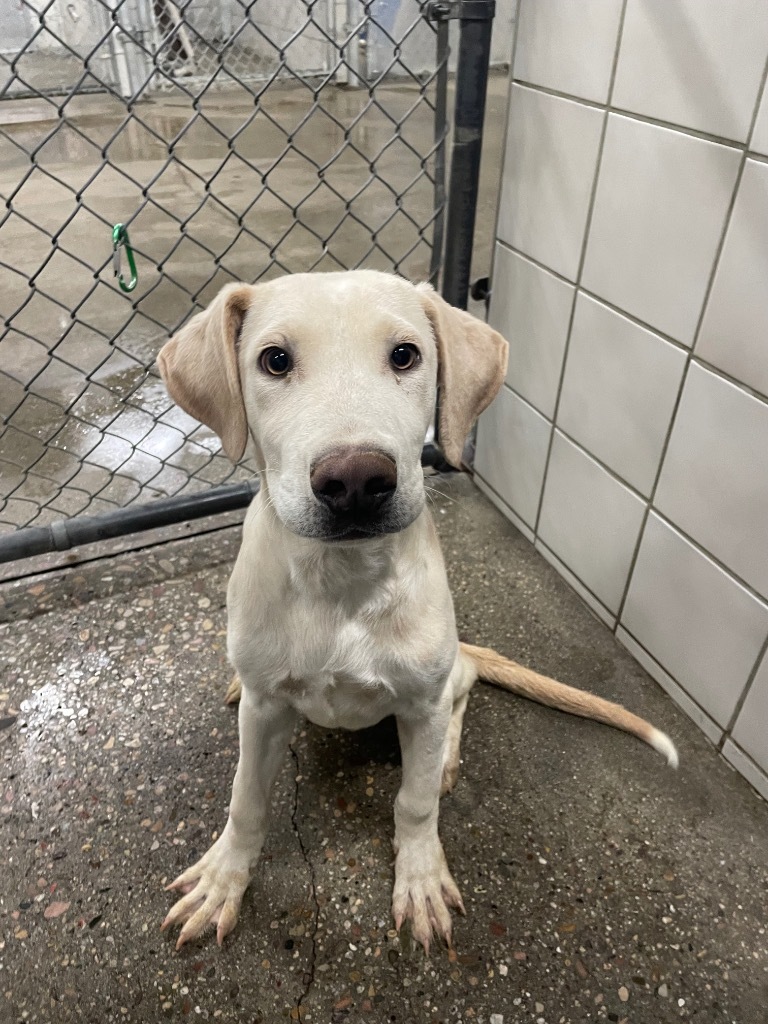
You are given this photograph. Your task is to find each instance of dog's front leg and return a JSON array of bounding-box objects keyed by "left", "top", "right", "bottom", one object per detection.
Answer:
[
  {"left": 393, "top": 693, "right": 465, "bottom": 952},
  {"left": 162, "top": 687, "right": 297, "bottom": 948}
]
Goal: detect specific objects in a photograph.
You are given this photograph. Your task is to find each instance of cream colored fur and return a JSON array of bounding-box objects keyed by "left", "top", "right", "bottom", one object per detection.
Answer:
[{"left": 157, "top": 270, "right": 677, "bottom": 954}]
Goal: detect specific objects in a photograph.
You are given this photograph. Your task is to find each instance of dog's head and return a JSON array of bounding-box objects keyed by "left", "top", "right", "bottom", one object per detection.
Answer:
[{"left": 158, "top": 271, "right": 508, "bottom": 542}]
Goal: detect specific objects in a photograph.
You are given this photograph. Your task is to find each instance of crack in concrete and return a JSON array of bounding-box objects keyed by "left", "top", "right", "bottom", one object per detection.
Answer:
[{"left": 289, "top": 739, "right": 320, "bottom": 1020}]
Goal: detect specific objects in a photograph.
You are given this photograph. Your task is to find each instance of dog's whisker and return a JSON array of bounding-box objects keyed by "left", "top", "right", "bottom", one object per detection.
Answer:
[{"left": 424, "top": 485, "right": 462, "bottom": 508}]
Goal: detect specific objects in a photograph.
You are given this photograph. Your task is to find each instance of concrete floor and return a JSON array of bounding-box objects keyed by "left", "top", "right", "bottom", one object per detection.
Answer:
[
  {"left": 2, "top": 473, "right": 767, "bottom": 1024},
  {"left": 0, "top": 74, "right": 507, "bottom": 532}
]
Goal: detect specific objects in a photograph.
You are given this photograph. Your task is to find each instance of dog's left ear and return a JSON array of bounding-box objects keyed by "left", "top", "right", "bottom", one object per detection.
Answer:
[
  {"left": 418, "top": 285, "right": 509, "bottom": 468},
  {"left": 157, "top": 283, "right": 254, "bottom": 463}
]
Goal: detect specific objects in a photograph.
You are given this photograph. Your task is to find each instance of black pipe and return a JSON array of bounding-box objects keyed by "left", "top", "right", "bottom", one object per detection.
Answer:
[
  {"left": 0, "top": 480, "right": 260, "bottom": 565},
  {"left": 439, "top": 1, "right": 495, "bottom": 310},
  {"left": 0, "top": 444, "right": 448, "bottom": 564}
]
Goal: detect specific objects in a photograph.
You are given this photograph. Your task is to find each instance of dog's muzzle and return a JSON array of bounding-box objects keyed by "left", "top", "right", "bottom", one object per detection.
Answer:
[{"left": 310, "top": 447, "right": 398, "bottom": 538}]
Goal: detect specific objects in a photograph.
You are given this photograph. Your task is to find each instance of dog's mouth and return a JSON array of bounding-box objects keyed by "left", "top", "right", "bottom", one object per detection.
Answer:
[
  {"left": 272, "top": 485, "right": 424, "bottom": 542},
  {"left": 315, "top": 496, "right": 412, "bottom": 538},
  {"left": 284, "top": 506, "right": 417, "bottom": 543},
  {"left": 319, "top": 518, "right": 404, "bottom": 543}
]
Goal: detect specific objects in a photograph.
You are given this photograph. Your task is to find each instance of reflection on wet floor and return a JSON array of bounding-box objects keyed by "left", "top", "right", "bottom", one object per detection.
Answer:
[{"left": 0, "top": 74, "right": 506, "bottom": 532}]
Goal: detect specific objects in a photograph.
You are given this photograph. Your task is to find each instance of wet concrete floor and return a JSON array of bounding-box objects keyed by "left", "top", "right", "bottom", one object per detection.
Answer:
[
  {"left": 2, "top": 473, "right": 767, "bottom": 1023},
  {"left": 0, "top": 75, "right": 506, "bottom": 532}
]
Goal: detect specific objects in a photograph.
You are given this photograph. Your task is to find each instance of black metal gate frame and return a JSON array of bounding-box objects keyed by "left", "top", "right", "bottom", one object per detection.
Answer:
[{"left": 0, "top": 0, "right": 495, "bottom": 565}]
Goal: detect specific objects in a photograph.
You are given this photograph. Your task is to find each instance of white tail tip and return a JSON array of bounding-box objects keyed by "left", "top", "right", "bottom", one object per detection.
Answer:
[{"left": 650, "top": 728, "right": 679, "bottom": 769}]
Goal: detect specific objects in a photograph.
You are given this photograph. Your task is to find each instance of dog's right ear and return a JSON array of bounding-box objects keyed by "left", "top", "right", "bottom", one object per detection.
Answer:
[{"left": 157, "top": 283, "right": 253, "bottom": 463}]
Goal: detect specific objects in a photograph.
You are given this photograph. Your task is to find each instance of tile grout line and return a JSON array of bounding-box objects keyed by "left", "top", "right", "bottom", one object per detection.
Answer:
[
  {"left": 496, "top": 244, "right": 768, "bottom": 407},
  {"left": 488, "top": 398, "right": 768, "bottom": 621},
  {"left": 500, "top": 379, "right": 653, "bottom": 499},
  {"left": 497, "top": 379, "right": 550, "bottom": 423},
  {"left": 612, "top": 49, "right": 768, "bottom": 634},
  {"left": 511, "top": 77, "right": 768, "bottom": 156},
  {"left": 502, "top": 369, "right": 768, "bottom": 584},
  {"left": 526, "top": 405, "right": 768, "bottom": 609},
  {"left": 479, "top": 407, "right": 768, "bottom": 646},
  {"left": 474, "top": 464, "right": 619, "bottom": 622},
  {"left": 613, "top": 506, "right": 768, "bottom": 612},
  {"left": 532, "top": 0, "right": 629, "bottom": 538},
  {"left": 499, "top": 239, "right": 768, "bottom": 407},
  {"left": 496, "top": 240, "right": 687, "bottom": 350},
  {"left": 691, "top": 354, "right": 768, "bottom": 407},
  {"left": 534, "top": 535, "right": 615, "bottom": 623},
  {"left": 472, "top": 469, "right": 535, "bottom": 536},
  {"left": 719, "top": 735, "right": 768, "bottom": 786},
  {"left": 722, "top": 629, "right": 768, "bottom": 745}
]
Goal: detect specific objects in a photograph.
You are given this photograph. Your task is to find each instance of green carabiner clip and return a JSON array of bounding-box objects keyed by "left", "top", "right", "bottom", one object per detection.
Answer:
[{"left": 112, "top": 223, "right": 138, "bottom": 293}]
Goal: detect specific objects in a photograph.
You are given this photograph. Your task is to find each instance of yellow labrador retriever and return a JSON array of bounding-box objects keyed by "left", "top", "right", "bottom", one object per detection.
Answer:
[{"left": 157, "top": 270, "right": 677, "bottom": 952}]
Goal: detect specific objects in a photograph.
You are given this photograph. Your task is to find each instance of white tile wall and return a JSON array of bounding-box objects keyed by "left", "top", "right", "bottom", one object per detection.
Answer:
[
  {"left": 621, "top": 514, "right": 768, "bottom": 729},
  {"left": 696, "top": 160, "right": 768, "bottom": 397},
  {"left": 514, "top": 0, "right": 623, "bottom": 104},
  {"left": 476, "top": 0, "right": 768, "bottom": 798},
  {"left": 655, "top": 364, "right": 768, "bottom": 598},
  {"left": 617, "top": 627, "right": 724, "bottom": 746},
  {"left": 582, "top": 115, "right": 740, "bottom": 345},
  {"left": 752, "top": 85, "right": 768, "bottom": 155},
  {"left": 537, "top": 432, "right": 646, "bottom": 612},
  {"left": 496, "top": 85, "right": 603, "bottom": 280},
  {"left": 474, "top": 476, "right": 535, "bottom": 544},
  {"left": 488, "top": 245, "right": 574, "bottom": 418},
  {"left": 613, "top": 0, "right": 768, "bottom": 142},
  {"left": 474, "top": 386, "right": 551, "bottom": 530},
  {"left": 557, "top": 294, "right": 686, "bottom": 494},
  {"left": 731, "top": 651, "right": 768, "bottom": 770}
]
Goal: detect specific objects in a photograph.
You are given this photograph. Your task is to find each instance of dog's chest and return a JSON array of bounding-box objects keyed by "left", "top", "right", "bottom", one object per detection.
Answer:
[
  {"left": 230, "top": 530, "right": 455, "bottom": 728},
  {"left": 281, "top": 671, "right": 395, "bottom": 731},
  {"left": 278, "top": 617, "right": 403, "bottom": 730}
]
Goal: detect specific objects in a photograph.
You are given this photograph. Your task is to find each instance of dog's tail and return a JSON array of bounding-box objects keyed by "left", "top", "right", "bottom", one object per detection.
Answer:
[{"left": 461, "top": 642, "right": 678, "bottom": 768}]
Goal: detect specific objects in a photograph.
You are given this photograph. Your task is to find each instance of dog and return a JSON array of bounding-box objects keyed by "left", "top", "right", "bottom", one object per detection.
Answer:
[{"left": 156, "top": 270, "right": 677, "bottom": 952}]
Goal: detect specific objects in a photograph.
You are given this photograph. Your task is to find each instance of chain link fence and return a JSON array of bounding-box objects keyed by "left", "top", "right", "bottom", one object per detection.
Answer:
[{"left": 1, "top": 0, "right": 456, "bottom": 541}]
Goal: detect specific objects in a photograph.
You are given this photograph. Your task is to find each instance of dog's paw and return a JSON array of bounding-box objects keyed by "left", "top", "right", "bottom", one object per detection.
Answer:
[
  {"left": 224, "top": 673, "right": 242, "bottom": 705},
  {"left": 392, "top": 840, "right": 465, "bottom": 953},
  {"left": 161, "top": 834, "right": 252, "bottom": 949}
]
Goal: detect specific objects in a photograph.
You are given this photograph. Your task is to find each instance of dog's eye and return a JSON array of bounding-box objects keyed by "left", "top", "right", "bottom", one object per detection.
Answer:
[
  {"left": 260, "top": 347, "right": 292, "bottom": 376},
  {"left": 390, "top": 343, "right": 420, "bottom": 371}
]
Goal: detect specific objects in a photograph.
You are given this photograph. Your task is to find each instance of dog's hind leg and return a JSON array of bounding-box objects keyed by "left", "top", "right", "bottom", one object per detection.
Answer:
[
  {"left": 441, "top": 693, "right": 469, "bottom": 795},
  {"left": 225, "top": 673, "right": 242, "bottom": 705},
  {"left": 440, "top": 649, "right": 479, "bottom": 796}
]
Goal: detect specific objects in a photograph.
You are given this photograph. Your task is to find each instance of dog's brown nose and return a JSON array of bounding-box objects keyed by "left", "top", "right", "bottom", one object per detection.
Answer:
[{"left": 311, "top": 448, "right": 398, "bottom": 517}]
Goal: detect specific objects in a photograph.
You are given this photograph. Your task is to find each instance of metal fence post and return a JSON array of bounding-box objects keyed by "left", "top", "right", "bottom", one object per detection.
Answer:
[
  {"left": 428, "top": 10, "right": 450, "bottom": 288},
  {"left": 437, "top": 0, "right": 495, "bottom": 310}
]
